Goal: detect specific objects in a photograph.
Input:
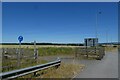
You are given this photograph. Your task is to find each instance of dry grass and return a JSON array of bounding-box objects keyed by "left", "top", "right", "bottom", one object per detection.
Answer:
[
  {"left": 105, "top": 46, "right": 118, "bottom": 52},
  {"left": 38, "top": 63, "right": 85, "bottom": 78},
  {"left": 2, "top": 58, "right": 48, "bottom": 72},
  {"left": 19, "top": 63, "right": 85, "bottom": 78},
  {"left": 1, "top": 45, "right": 84, "bottom": 48}
]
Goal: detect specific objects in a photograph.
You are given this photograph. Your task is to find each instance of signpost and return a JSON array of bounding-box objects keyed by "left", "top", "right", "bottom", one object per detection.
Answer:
[{"left": 17, "top": 36, "right": 23, "bottom": 67}]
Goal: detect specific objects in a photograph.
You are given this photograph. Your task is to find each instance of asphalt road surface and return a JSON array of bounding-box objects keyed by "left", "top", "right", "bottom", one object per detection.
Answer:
[
  {"left": 74, "top": 50, "right": 118, "bottom": 78},
  {"left": 40, "top": 49, "right": 118, "bottom": 78}
]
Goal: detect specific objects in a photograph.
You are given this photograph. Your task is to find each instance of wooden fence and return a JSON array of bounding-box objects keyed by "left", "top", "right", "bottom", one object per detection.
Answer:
[
  {"left": 75, "top": 47, "right": 105, "bottom": 60},
  {"left": 1, "top": 48, "right": 38, "bottom": 72}
]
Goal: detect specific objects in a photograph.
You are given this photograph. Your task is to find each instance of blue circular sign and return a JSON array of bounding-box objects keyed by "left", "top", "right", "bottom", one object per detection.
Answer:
[{"left": 18, "top": 36, "right": 23, "bottom": 42}]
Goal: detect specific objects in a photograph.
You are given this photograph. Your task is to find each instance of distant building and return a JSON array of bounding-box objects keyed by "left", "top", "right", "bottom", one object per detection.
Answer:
[{"left": 84, "top": 38, "right": 98, "bottom": 47}]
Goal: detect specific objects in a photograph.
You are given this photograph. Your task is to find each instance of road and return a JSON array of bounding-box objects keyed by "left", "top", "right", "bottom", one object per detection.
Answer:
[
  {"left": 73, "top": 50, "right": 118, "bottom": 78},
  {"left": 39, "top": 49, "right": 118, "bottom": 78}
]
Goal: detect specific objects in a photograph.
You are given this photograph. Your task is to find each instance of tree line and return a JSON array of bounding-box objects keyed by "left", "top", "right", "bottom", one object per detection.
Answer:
[{"left": 1, "top": 43, "right": 84, "bottom": 46}]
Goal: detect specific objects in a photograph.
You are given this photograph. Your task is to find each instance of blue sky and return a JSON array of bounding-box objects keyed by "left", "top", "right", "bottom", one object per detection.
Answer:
[{"left": 2, "top": 2, "right": 118, "bottom": 43}]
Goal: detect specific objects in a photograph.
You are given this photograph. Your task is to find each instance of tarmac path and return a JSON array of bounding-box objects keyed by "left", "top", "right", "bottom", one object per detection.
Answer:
[
  {"left": 74, "top": 50, "right": 118, "bottom": 78},
  {"left": 39, "top": 49, "right": 118, "bottom": 78}
]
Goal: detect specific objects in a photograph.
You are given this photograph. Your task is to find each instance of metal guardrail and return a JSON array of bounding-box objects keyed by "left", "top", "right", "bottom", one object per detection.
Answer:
[{"left": 0, "top": 58, "right": 61, "bottom": 80}]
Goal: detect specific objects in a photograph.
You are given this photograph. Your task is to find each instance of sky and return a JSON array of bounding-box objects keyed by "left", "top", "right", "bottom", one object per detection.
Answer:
[
  {"left": 2, "top": 0, "right": 120, "bottom": 2},
  {"left": 2, "top": 2, "right": 118, "bottom": 43}
]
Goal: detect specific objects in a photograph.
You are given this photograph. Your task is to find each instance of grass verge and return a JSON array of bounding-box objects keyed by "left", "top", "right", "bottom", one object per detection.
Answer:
[
  {"left": 20, "top": 63, "right": 85, "bottom": 78},
  {"left": 2, "top": 58, "right": 48, "bottom": 72}
]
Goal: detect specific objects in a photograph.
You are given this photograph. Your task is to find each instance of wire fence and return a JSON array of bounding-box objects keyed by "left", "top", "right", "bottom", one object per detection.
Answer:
[
  {"left": 1, "top": 47, "right": 105, "bottom": 72},
  {"left": 2, "top": 48, "right": 38, "bottom": 72},
  {"left": 75, "top": 47, "right": 105, "bottom": 59}
]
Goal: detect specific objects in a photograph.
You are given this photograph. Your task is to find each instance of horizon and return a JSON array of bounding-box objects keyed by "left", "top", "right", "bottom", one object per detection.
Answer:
[
  {"left": 2, "top": 2, "right": 118, "bottom": 43},
  {"left": 0, "top": 41, "right": 118, "bottom": 44}
]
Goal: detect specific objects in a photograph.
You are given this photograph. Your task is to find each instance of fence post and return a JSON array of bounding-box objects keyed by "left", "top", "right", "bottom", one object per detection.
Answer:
[
  {"left": 36, "top": 49, "right": 38, "bottom": 63},
  {"left": 2, "top": 48, "right": 4, "bottom": 60},
  {"left": 75, "top": 48, "right": 77, "bottom": 58},
  {"left": 4, "top": 48, "right": 7, "bottom": 54},
  {"left": 34, "top": 41, "right": 38, "bottom": 63},
  {"left": 33, "top": 41, "right": 37, "bottom": 73},
  {"left": 86, "top": 47, "right": 88, "bottom": 58}
]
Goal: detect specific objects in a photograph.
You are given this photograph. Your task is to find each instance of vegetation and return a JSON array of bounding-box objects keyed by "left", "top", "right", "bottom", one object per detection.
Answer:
[
  {"left": 1, "top": 43, "right": 84, "bottom": 46},
  {"left": 38, "top": 47, "right": 76, "bottom": 56},
  {"left": 20, "top": 63, "right": 85, "bottom": 78},
  {"left": 2, "top": 58, "right": 47, "bottom": 72},
  {"left": 105, "top": 46, "right": 118, "bottom": 52},
  {"left": 1, "top": 45, "right": 117, "bottom": 78}
]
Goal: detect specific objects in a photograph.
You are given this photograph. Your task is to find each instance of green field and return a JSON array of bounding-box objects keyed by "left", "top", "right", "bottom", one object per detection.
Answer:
[{"left": 1, "top": 45, "right": 117, "bottom": 72}]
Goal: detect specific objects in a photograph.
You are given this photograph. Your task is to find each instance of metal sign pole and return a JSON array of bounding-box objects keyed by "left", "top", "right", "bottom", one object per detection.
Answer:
[
  {"left": 18, "top": 36, "right": 23, "bottom": 68},
  {"left": 18, "top": 41, "right": 21, "bottom": 68},
  {"left": 95, "top": 11, "right": 101, "bottom": 54},
  {"left": 95, "top": 13, "right": 98, "bottom": 54}
]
